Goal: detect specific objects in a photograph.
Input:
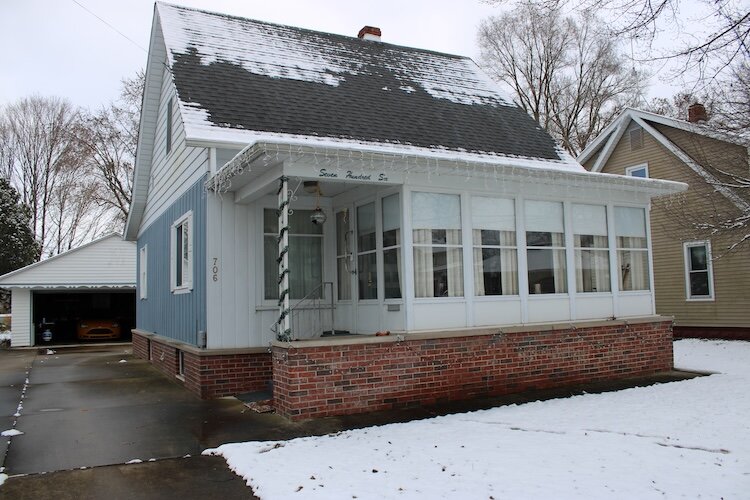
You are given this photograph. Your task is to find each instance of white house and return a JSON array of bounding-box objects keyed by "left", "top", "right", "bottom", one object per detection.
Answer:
[
  {"left": 0, "top": 234, "right": 136, "bottom": 347},
  {"left": 124, "top": 3, "right": 686, "bottom": 416}
]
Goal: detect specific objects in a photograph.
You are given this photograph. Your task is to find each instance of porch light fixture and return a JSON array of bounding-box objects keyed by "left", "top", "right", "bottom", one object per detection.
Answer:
[{"left": 308, "top": 181, "right": 327, "bottom": 225}]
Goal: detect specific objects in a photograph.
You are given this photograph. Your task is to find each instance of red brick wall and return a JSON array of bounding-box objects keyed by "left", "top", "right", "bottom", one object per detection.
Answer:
[
  {"left": 272, "top": 319, "right": 673, "bottom": 420},
  {"left": 131, "top": 331, "right": 272, "bottom": 399}
]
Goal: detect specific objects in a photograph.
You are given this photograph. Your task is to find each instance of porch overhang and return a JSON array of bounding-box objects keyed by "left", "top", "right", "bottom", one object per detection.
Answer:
[{"left": 205, "top": 139, "right": 687, "bottom": 202}]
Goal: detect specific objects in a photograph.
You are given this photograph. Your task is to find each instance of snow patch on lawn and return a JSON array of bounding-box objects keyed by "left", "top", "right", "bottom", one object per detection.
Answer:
[
  {"left": 126, "top": 459, "right": 142, "bottom": 464},
  {"left": 205, "top": 340, "right": 750, "bottom": 499},
  {"left": 1, "top": 429, "right": 23, "bottom": 437},
  {"left": 0, "top": 473, "right": 7, "bottom": 486},
  {"left": 0, "top": 332, "right": 11, "bottom": 342}
]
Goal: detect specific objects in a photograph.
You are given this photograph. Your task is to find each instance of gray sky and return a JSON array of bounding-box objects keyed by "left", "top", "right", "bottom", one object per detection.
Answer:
[{"left": 0, "top": 0, "right": 720, "bottom": 110}]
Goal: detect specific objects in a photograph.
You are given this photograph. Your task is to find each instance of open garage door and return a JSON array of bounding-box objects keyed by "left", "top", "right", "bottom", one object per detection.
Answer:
[{"left": 32, "top": 290, "right": 135, "bottom": 345}]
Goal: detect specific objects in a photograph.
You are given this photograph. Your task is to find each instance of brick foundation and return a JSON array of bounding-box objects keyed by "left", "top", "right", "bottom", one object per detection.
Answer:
[
  {"left": 131, "top": 330, "right": 272, "bottom": 399},
  {"left": 673, "top": 326, "right": 750, "bottom": 341},
  {"left": 272, "top": 317, "right": 673, "bottom": 420}
]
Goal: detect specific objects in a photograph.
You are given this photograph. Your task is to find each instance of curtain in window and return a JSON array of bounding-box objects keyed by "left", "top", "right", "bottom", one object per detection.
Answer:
[
  {"left": 446, "top": 231, "right": 463, "bottom": 297},
  {"left": 413, "top": 230, "right": 434, "bottom": 297}
]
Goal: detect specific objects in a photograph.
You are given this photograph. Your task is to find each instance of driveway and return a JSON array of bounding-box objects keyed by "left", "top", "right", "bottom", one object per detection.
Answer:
[{"left": 0, "top": 344, "right": 700, "bottom": 499}]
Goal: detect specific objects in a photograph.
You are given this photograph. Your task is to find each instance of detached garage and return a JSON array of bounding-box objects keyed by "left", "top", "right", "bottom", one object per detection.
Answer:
[{"left": 0, "top": 234, "right": 136, "bottom": 347}]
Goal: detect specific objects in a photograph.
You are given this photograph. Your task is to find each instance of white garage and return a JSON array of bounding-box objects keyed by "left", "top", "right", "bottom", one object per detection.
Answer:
[{"left": 0, "top": 234, "right": 136, "bottom": 347}]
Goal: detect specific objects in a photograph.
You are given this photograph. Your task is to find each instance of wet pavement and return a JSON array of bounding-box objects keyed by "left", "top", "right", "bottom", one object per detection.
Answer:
[{"left": 0, "top": 344, "right": 702, "bottom": 499}]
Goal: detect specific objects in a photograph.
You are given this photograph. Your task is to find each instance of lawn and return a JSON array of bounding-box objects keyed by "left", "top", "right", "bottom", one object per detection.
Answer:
[{"left": 206, "top": 340, "right": 750, "bottom": 499}]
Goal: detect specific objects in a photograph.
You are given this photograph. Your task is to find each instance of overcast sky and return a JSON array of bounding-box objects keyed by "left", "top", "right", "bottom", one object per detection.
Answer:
[{"left": 0, "top": 0, "right": 717, "bottom": 111}]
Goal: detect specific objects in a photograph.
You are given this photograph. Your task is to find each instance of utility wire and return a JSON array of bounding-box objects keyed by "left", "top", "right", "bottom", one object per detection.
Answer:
[{"left": 70, "top": 0, "right": 147, "bottom": 53}]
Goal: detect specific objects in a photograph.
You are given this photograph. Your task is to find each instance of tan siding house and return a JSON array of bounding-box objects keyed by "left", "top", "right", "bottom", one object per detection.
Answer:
[{"left": 579, "top": 107, "right": 750, "bottom": 338}]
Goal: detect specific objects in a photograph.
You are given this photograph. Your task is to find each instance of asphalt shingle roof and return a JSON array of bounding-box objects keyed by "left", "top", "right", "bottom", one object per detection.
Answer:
[{"left": 159, "top": 3, "right": 566, "bottom": 163}]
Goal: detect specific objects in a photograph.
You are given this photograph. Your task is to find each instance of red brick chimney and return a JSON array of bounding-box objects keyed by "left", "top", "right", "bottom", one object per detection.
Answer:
[
  {"left": 688, "top": 103, "right": 708, "bottom": 123},
  {"left": 358, "top": 26, "right": 381, "bottom": 41}
]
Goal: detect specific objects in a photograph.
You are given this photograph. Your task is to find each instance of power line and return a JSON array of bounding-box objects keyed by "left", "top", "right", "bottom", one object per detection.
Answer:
[{"left": 70, "top": 0, "right": 147, "bottom": 53}]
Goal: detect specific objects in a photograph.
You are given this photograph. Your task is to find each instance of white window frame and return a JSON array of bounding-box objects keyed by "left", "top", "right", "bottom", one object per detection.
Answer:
[
  {"left": 139, "top": 245, "right": 148, "bottom": 300},
  {"left": 171, "top": 211, "right": 193, "bottom": 294},
  {"left": 625, "top": 163, "right": 649, "bottom": 178},
  {"left": 683, "top": 240, "right": 715, "bottom": 301}
]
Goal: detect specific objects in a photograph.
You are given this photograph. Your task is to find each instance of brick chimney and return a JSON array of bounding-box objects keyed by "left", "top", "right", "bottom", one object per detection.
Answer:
[
  {"left": 688, "top": 103, "right": 708, "bottom": 123},
  {"left": 358, "top": 26, "right": 381, "bottom": 41}
]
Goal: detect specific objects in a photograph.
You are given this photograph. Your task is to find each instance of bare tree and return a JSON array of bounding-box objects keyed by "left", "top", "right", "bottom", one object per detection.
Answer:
[
  {"left": 0, "top": 97, "right": 81, "bottom": 257},
  {"left": 479, "top": 3, "right": 644, "bottom": 155},
  {"left": 484, "top": 0, "right": 749, "bottom": 84},
  {"left": 78, "top": 70, "right": 143, "bottom": 228}
]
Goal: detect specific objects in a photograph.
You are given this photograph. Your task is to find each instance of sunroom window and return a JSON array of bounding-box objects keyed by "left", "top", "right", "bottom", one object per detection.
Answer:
[
  {"left": 335, "top": 210, "right": 352, "bottom": 301},
  {"left": 263, "top": 209, "right": 323, "bottom": 300},
  {"left": 382, "top": 194, "right": 402, "bottom": 299},
  {"left": 412, "top": 192, "right": 463, "bottom": 298},
  {"left": 357, "top": 202, "right": 378, "bottom": 300},
  {"left": 615, "top": 207, "right": 650, "bottom": 291},
  {"left": 471, "top": 196, "right": 518, "bottom": 295},
  {"left": 572, "top": 204, "right": 611, "bottom": 293},
  {"left": 525, "top": 200, "right": 567, "bottom": 294}
]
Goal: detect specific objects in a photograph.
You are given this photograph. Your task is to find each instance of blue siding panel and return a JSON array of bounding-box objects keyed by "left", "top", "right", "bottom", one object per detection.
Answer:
[{"left": 136, "top": 176, "right": 207, "bottom": 345}]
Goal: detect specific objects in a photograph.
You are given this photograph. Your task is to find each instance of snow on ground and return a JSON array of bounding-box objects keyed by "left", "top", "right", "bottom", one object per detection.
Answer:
[
  {"left": 0, "top": 332, "right": 10, "bottom": 342},
  {"left": 205, "top": 340, "right": 750, "bottom": 499},
  {"left": 1, "top": 429, "right": 23, "bottom": 437}
]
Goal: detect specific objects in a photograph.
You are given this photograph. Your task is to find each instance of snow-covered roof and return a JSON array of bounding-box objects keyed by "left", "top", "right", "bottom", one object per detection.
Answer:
[
  {"left": 157, "top": 2, "right": 579, "bottom": 168},
  {"left": 0, "top": 234, "right": 136, "bottom": 289}
]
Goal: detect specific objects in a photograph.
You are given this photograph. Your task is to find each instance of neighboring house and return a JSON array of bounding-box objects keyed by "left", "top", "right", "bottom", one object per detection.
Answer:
[
  {"left": 125, "top": 3, "right": 684, "bottom": 419},
  {"left": 0, "top": 233, "right": 136, "bottom": 347},
  {"left": 578, "top": 106, "right": 750, "bottom": 339}
]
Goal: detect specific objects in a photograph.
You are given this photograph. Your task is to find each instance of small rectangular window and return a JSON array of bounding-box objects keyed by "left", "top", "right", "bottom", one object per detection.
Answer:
[
  {"left": 171, "top": 212, "right": 193, "bottom": 293},
  {"left": 684, "top": 241, "right": 714, "bottom": 300},
  {"left": 177, "top": 350, "right": 185, "bottom": 379},
  {"left": 139, "top": 245, "right": 148, "bottom": 300},
  {"left": 626, "top": 164, "right": 649, "bottom": 178},
  {"left": 166, "top": 98, "right": 173, "bottom": 154}
]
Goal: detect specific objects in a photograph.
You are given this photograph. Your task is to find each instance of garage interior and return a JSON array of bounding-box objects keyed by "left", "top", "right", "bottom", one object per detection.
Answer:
[{"left": 32, "top": 290, "right": 135, "bottom": 345}]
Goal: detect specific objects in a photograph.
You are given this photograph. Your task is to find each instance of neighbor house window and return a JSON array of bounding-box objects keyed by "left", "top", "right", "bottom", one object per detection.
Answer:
[
  {"left": 615, "top": 206, "right": 650, "bottom": 291},
  {"left": 472, "top": 196, "right": 518, "bottom": 296},
  {"left": 684, "top": 241, "right": 714, "bottom": 300},
  {"left": 336, "top": 210, "right": 352, "bottom": 301},
  {"left": 412, "top": 192, "right": 463, "bottom": 298},
  {"left": 357, "top": 202, "right": 378, "bottom": 300},
  {"left": 139, "top": 245, "right": 148, "bottom": 300},
  {"left": 171, "top": 211, "right": 193, "bottom": 292},
  {"left": 525, "top": 200, "right": 567, "bottom": 294},
  {"left": 177, "top": 350, "right": 185, "bottom": 379},
  {"left": 263, "top": 208, "right": 323, "bottom": 300},
  {"left": 572, "top": 204, "right": 611, "bottom": 293},
  {"left": 166, "top": 97, "right": 173, "bottom": 154},
  {"left": 382, "top": 193, "right": 402, "bottom": 299},
  {"left": 625, "top": 164, "right": 649, "bottom": 178}
]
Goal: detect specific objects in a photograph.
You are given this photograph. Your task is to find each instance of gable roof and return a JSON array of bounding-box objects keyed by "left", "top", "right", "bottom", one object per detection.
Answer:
[
  {"left": 578, "top": 108, "right": 750, "bottom": 213},
  {"left": 0, "top": 234, "right": 136, "bottom": 288},
  {"left": 157, "top": 2, "right": 573, "bottom": 165}
]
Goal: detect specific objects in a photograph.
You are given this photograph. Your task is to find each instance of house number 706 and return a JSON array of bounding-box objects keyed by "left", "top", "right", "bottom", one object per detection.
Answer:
[{"left": 212, "top": 258, "right": 219, "bottom": 282}]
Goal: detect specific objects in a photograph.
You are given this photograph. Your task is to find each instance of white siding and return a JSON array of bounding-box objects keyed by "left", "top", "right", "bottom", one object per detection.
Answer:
[
  {"left": 0, "top": 235, "right": 135, "bottom": 287},
  {"left": 10, "top": 289, "right": 31, "bottom": 347},
  {"left": 139, "top": 66, "right": 209, "bottom": 234}
]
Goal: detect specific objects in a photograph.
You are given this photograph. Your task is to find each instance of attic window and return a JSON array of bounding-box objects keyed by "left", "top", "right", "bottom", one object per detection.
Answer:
[
  {"left": 166, "top": 98, "right": 173, "bottom": 155},
  {"left": 629, "top": 125, "right": 643, "bottom": 151}
]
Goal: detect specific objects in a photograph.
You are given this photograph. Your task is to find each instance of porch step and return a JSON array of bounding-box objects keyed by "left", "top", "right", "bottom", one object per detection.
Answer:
[{"left": 236, "top": 390, "right": 274, "bottom": 413}]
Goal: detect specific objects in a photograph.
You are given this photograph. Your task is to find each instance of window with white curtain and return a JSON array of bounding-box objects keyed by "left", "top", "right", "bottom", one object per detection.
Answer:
[
  {"left": 615, "top": 206, "right": 650, "bottom": 291},
  {"left": 264, "top": 209, "right": 323, "bottom": 300},
  {"left": 171, "top": 211, "right": 193, "bottom": 293},
  {"left": 573, "top": 204, "right": 611, "bottom": 293},
  {"left": 525, "top": 200, "right": 567, "bottom": 294},
  {"left": 412, "top": 192, "right": 464, "bottom": 298},
  {"left": 336, "top": 210, "right": 351, "bottom": 301},
  {"left": 471, "top": 197, "right": 518, "bottom": 296},
  {"left": 382, "top": 194, "right": 402, "bottom": 299},
  {"left": 357, "top": 202, "right": 378, "bottom": 300}
]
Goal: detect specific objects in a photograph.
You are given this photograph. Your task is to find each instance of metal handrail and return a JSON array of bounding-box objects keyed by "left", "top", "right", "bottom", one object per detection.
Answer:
[{"left": 273, "top": 281, "right": 334, "bottom": 340}]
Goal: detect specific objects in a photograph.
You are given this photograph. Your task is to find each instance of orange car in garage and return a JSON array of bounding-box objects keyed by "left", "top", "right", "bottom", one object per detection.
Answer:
[{"left": 77, "top": 319, "right": 122, "bottom": 340}]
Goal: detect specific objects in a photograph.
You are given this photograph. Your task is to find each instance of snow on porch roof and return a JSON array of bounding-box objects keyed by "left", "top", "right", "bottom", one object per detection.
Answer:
[
  {"left": 0, "top": 234, "right": 136, "bottom": 289},
  {"left": 157, "top": 2, "right": 581, "bottom": 171}
]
